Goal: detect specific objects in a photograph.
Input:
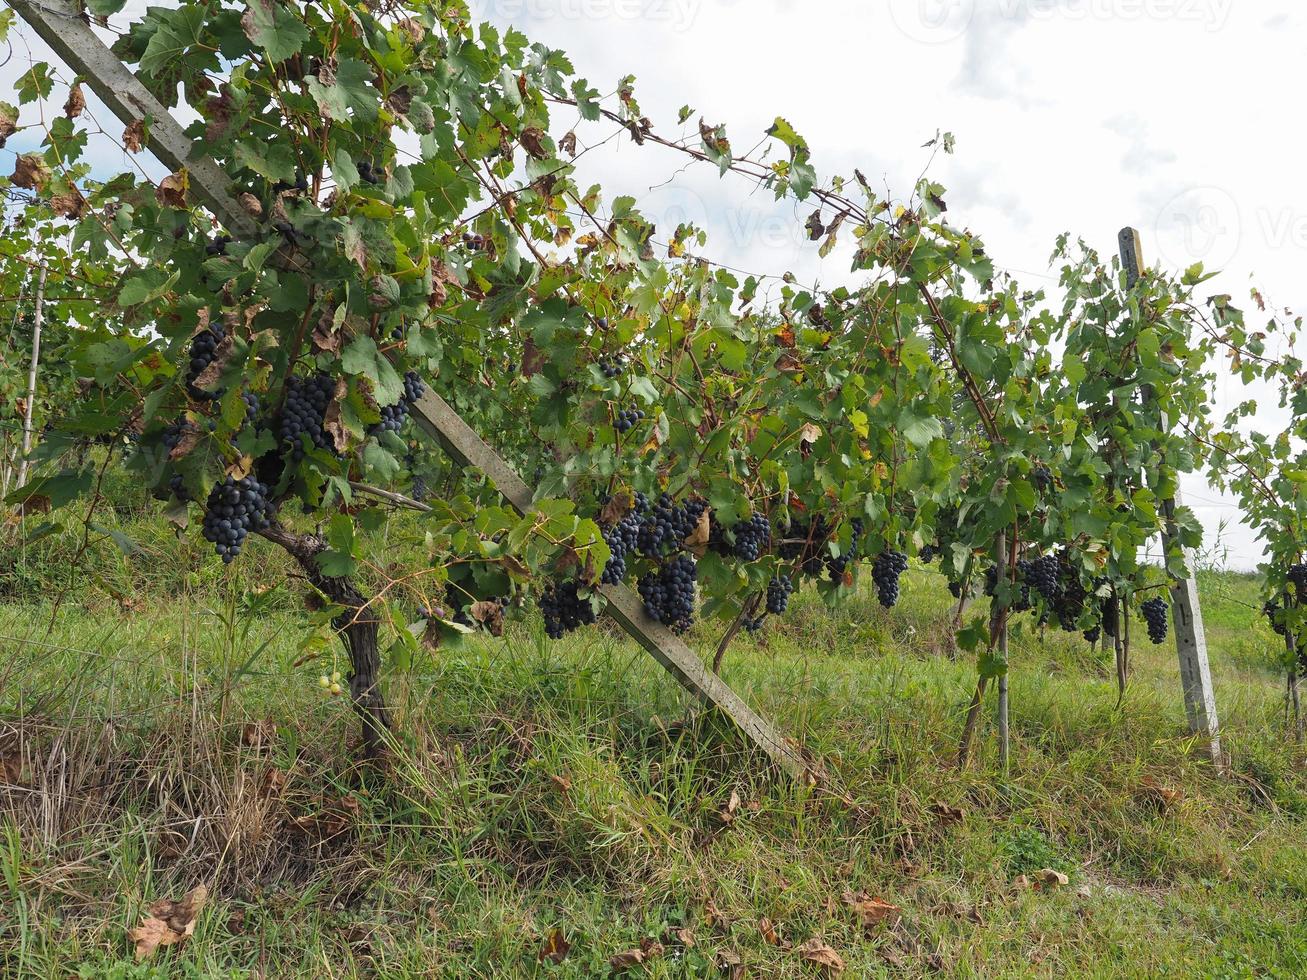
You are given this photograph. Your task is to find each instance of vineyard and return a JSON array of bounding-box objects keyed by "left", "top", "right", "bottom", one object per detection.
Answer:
[{"left": 1, "top": 0, "right": 1307, "bottom": 976}]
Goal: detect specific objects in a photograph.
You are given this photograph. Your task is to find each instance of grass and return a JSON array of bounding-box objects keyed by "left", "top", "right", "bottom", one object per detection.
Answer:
[{"left": 2, "top": 505, "right": 1307, "bottom": 977}]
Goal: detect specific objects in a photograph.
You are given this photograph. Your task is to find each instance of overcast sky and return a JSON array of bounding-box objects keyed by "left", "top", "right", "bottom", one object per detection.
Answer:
[{"left": 5, "top": 0, "right": 1303, "bottom": 569}]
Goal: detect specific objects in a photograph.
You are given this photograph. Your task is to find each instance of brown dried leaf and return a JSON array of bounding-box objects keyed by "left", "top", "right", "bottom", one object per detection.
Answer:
[
  {"left": 322, "top": 378, "right": 350, "bottom": 454},
  {"left": 1033, "top": 868, "right": 1069, "bottom": 888},
  {"left": 683, "top": 506, "right": 711, "bottom": 557},
  {"left": 538, "top": 928, "right": 570, "bottom": 964},
  {"left": 49, "top": 190, "right": 86, "bottom": 219},
  {"left": 259, "top": 768, "right": 287, "bottom": 798},
  {"left": 123, "top": 118, "right": 145, "bottom": 153},
  {"left": 312, "top": 309, "right": 343, "bottom": 354},
  {"left": 775, "top": 351, "right": 802, "bottom": 373},
  {"left": 519, "top": 127, "right": 548, "bottom": 159},
  {"left": 559, "top": 130, "right": 578, "bottom": 157},
  {"left": 238, "top": 192, "right": 263, "bottom": 219},
  {"left": 10, "top": 154, "right": 51, "bottom": 191},
  {"left": 842, "top": 891, "right": 901, "bottom": 932},
  {"left": 716, "top": 950, "right": 744, "bottom": 978},
  {"left": 717, "top": 788, "right": 741, "bottom": 825},
  {"left": 156, "top": 171, "right": 189, "bottom": 209},
  {"left": 521, "top": 337, "right": 546, "bottom": 378},
  {"left": 798, "top": 422, "right": 822, "bottom": 446},
  {"left": 758, "top": 916, "right": 781, "bottom": 946},
  {"left": 550, "top": 773, "right": 572, "bottom": 793},
  {"left": 929, "top": 802, "right": 965, "bottom": 825},
  {"left": 609, "top": 948, "right": 647, "bottom": 970},
  {"left": 397, "top": 17, "right": 425, "bottom": 43},
  {"left": 168, "top": 424, "right": 201, "bottom": 462},
  {"left": 799, "top": 937, "right": 845, "bottom": 973},
  {"left": 241, "top": 719, "right": 277, "bottom": 748},
  {"left": 599, "top": 491, "right": 633, "bottom": 526},
  {"left": 469, "top": 600, "right": 504, "bottom": 637},
  {"left": 664, "top": 927, "right": 695, "bottom": 948},
  {"left": 0, "top": 752, "right": 20, "bottom": 784},
  {"left": 191, "top": 333, "right": 234, "bottom": 393},
  {"left": 775, "top": 323, "right": 797, "bottom": 348},
  {"left": 63, "top": 84, "right": 86, "bottom": 120},
  {"left": 0, "top": 102, "right": 17, "bottom": 147},
  {"left": 130, "top": 885, "right": 208, "bottom": 960}
]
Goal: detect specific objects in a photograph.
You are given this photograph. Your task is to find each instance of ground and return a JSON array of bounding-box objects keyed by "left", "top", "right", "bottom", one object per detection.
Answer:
[{"left": 1, "top": 503, "right": 1305, "bottom": 978}]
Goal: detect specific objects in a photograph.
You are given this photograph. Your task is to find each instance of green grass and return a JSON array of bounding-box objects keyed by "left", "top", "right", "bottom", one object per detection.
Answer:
[{"left": 2, "top": 513, "right": 1307, "bottom": 977}]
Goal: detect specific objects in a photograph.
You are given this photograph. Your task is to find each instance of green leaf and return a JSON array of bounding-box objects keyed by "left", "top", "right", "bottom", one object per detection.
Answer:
[
  {"left": 317, "top": 514, "right": 357, "bottom": 577},
  {"left": 242, "top": 0, "right": 308, "bottom": 63},
  {"left": 342, "top": 336, "right": 402, "bottom": 405}
]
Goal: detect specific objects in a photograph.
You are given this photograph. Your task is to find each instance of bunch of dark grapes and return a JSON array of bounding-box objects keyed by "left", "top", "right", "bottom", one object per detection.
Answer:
[
  {"left": 1025, "top": 555, "right": 1060, "bottom": 603},
  {"left": 1289, "top": 565, "right": 1307, "bottom": 597},
  {"left": 205, "top": 235, "right": 231, "bottom": 257},
  {"left": 779, "top": 516, "right": 832, "bottom": 578},
  {"left": 636, "top": 494, "right": 706, "bottom": 558},
  {"left": 986, "top": 564, "right": 1032, "bottom": 612},
  {"left": 825, "top": 519, "right": 864, "bottom": 583},
  {"left": 638, "top": 554, "right": 698, "bottom": 633},
  {"left": 601, "top": 510, "right": 642, "bottom": 585},
  {"left": 1032, "top": 465, "right": 1054, "bottom": 493},
  {"left": 920, "top": 544, "right": 937, "bottom": 565},
  {"left": 200, "top": 476, "right": 273, "bottom": 564},
  {"left": 1082, "top": 625, "right": 1102, "bottom": 644},
  {"left": 598, "top": 357, "right": 625, "bottom": 379},
  {"left": 1141, "top": 597, "right": 1169, "bottom": 644},
  {"left": 357, "top": 159, "right": 382, "bottom": 185},
  {"left": 948, "top": 579, "right": 965, "bottom": 599},
  {"left": 279, "top": 373, "right": 336, "bottom": 460},
  {"left": 168, "top": 473, "right": 189, "bottom": 501},
  {"left": 372, "top": 371, "right": 427, "bottom": 435},
  {"left": 186, "top": 322, "right": 227, "bottom": 399},
  {"left": 537, "top": 582, "right": 597, "bottom": 639},
  {"left": 1265, "top": 598, "right": 1288, "bottom": 637},
  {"left": 766, "top": 575, "right": 793, "bottom": 616},
  {"left": 732, "top": 513, "right": 772, "bottom": 562},
  {"left": 162, "top": 417, "right": 189, "bottom": 455},
  {"left": 615, "top": 407, "right": 646, "bottom": 433},
  {"left": 872, "top": 550, "right": 909, "bottom": 608},
  {"left": 1051, "top": 550, "right": 1088, "bottom": 631},
  {"left": 461, "top": 231, "right": 488, "bottom": 251}
]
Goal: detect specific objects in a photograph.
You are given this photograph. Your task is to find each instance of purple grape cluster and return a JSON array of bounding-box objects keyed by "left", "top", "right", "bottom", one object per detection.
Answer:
[
  {"left": 872, "top": 550, "right": 909, "bottom": 608},
  {"left": 279, "top": 373, "right": 336, "bottom": 461},
  {"left": 539, "top": 581, "right": 598, "bottom": 639},
  {"left": 201, "top": 476, "right": 273, "bottom": 564},
  {"left": 639, "top": 553, "right": 698, "bottom": 633}
]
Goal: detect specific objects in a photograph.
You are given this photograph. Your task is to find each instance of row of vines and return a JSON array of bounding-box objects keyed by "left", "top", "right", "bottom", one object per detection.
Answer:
[{"left": 1, "top": 0, "right": 1304, "bottom": 767}]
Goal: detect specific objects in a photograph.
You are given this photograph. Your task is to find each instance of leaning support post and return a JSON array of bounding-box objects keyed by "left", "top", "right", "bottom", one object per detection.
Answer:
[
  {"left": 9, "top": 0, "right": 808, "bottom": 780},
  {"left": 1119, "top": 226, "right": 1223, "bottom": 769}
]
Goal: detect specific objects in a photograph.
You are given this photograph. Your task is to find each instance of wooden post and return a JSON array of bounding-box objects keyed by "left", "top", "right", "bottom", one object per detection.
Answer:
[
  {"left": 1118, "top": 226, "right": 1223, "bottom": 768},
  {"left": 15, "top": 263, "right": 46, "bottom": 490},
  {"left": 10, "top": 0, "right": 808, "bottom": 779}
]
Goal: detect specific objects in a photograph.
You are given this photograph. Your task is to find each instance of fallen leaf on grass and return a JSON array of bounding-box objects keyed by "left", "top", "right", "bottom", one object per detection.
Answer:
[
  {"left": 549, "top": 773, "right": 572, "bottom": 794},
  {"left": 1015, "top": 868, "right": 1069, "bottom": 891},
  {"left": 610, "top": 938, "right": 664, "bottom": 970},
  {"left": 663, "top": 926, "right": 695, "bottom": 948},
  {"left": 842, "top": 891, "right": 901, "bottom": 932},
  {"left": 716, "top": 950, "right": 744, "bottom": 978},
  {"left": 538, "top": 928, "right": 571, "bottom": 964},
  {"left": 717, "top": 788, "right": 741, "bottom": 825},
  {"left": 1138, "top": 776, "right": 1183, "bottom": 812},
  {"left": 241, "top": 719, "right": 277, "bottom": 748},
  {"left": 0, "top": 752, "right": 20, "bottom": 784},
  {"left": 130, "top": 884, "right": 208, "bottom": 959},
  {"left": 758, "top": 916, "right": 783, "bottom": 946},
  {"left": 929, "top": 802, "right": 965, "bottom": 825},
  {"left": 798, "top": 937, "right": 845, "bottom": 973}
]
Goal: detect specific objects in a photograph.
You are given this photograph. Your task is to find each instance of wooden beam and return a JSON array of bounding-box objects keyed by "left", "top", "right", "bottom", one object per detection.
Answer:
[
  {"left": 1119, "top": 226, "right": 1223, "bottom": 768},
  {"left": 10, "top": 0, "right": 808, "bottom": 778}
]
